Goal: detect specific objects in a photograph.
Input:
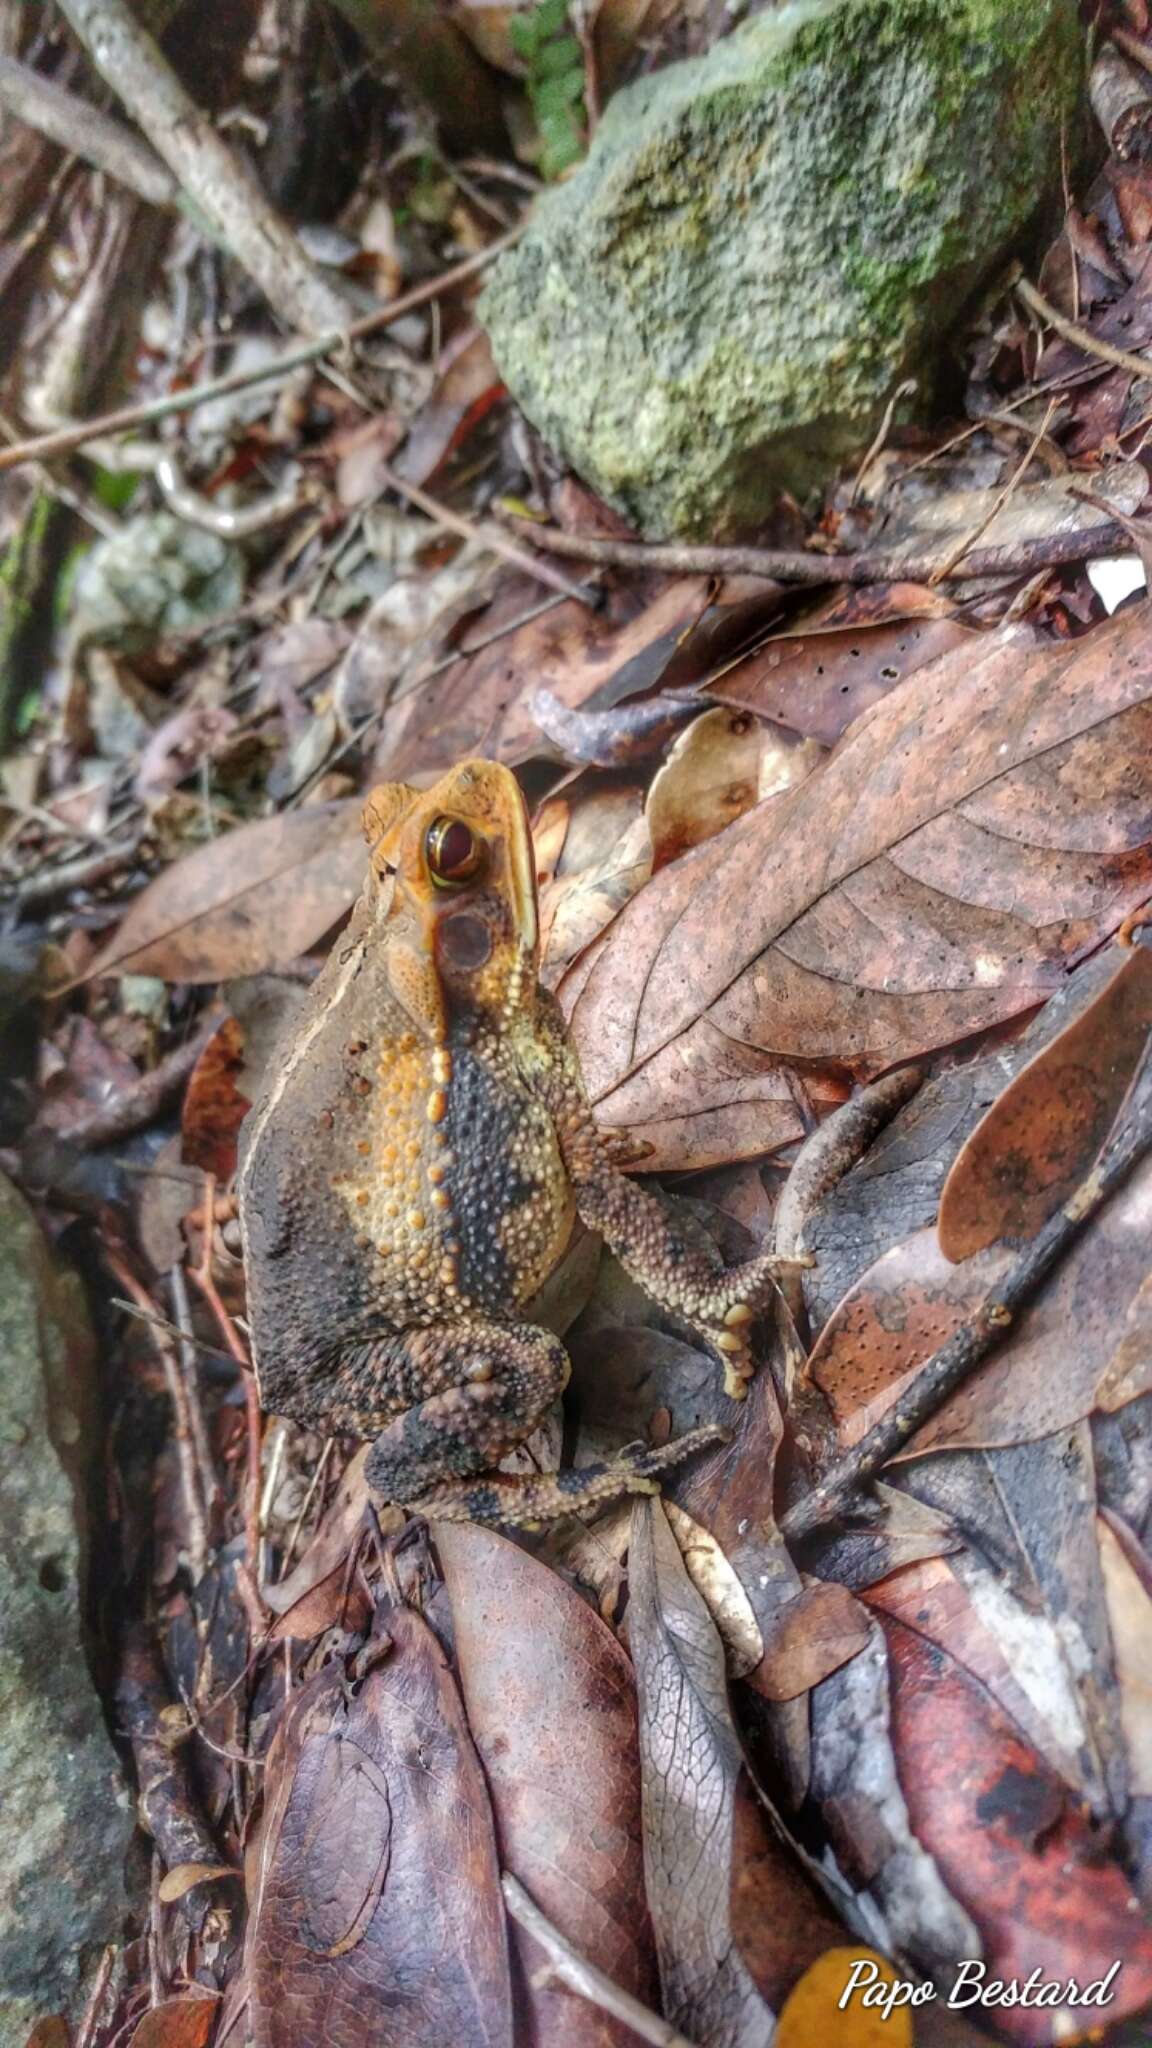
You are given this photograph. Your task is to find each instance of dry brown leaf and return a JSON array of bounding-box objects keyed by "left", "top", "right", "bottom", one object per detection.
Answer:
[
  {"left": 564, "top": 602, "right": 1152, "bottom": 1170},
  {"left": 247, "top": 1606, "right": 511, "bottom": 2048},
  {"left": 808, "top": 1156, "right": 1152, "bottom": 1457},
  {"left": 1098, "top": 1517, "right": 1152, "bottom": 1797},
  {"left": 129, "top": 1996, "right": 219, "bottom": 2048},
  {"left": 938, "top": 942, "right": 1152, "bottom": 1261},
  {"left": 645, "top": 706, "right": 819, "bottom": 869},
  {"left": 750, "top": 1580, "right": 873, "bottom": 1702},
  {"left": 710, "top": 581, "right": 976, "bottom": 746},
  {"left": 157, "top": 1860, "right": 239, "bottom": 1903},
  {"left": 436, "top": 1521, "right": 658, "bottom": 2046},
  {"left": 86, "top": 801, "right": 363, "bottom": 983}
]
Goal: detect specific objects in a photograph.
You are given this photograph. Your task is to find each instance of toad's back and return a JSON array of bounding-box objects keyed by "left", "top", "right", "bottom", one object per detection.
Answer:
[{"left": 239, "top": 913, "right": 571, "bottom": 1421}]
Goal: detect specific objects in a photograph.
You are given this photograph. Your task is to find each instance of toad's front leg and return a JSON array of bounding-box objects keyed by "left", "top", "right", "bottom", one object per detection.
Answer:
[
  {"left": 531, "top": 998, "right": 811, "bottom": 1398},
  {"left": 356, "top": 1318, "right": 722, "bottom": 1528}
]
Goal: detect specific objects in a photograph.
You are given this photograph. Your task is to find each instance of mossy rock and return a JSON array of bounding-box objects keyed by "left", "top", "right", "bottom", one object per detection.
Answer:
[{"left": 482, "top": 0, "right": 1083, "bottom": 539}]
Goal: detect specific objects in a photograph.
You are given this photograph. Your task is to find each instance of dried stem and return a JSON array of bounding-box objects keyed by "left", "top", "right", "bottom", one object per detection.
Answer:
[
  {"left": 55, "top": 0, "right": 350, "bottom": 334},
  {"left": 501, "top": 1873, "right": 700, "bottom": 2048},
  {"left": 781, "top": 1031, "right": 1152, "bottom": 1545},
  {"left": 108, "top": 1249, "right": 211, "bottom": 1578},
  {"left": 0, "top": 51, "right": 177, "bottom": 206},
  {"left": 497, "top": 505, "right": 1134, "bottom": 588},
  {"left": 1016, "top": 274, "right": 1152, "bottom": 384}
]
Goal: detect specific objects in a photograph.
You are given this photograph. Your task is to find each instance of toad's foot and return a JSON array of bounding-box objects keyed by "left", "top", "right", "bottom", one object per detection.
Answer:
[{"left": 403, "top": 1424, "right": 728, "bottom": 1529}]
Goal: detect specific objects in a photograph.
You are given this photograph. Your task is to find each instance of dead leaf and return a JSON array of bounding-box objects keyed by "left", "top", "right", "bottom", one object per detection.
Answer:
[
  {"left": 134, "top": 706, "right": 239, "bottom": 806},
  {"left": 775, "top": 1947, "right": 915, "bottom": 2047},
  {"left": 750, "top": 1580, "right": 874, "bottom": 1702},
  {"left": 86, "top": 801, "right": 364, "bottom": 983},
  {"left": 938, "top": 943, "right": 1152, "bottom": 1261},
  {"left": 23, "top": 2021, "right": 70, "bottom": 2048},
  {"left": 873, "top": 1608, "right": 1152, "bottom": 2041},
  {"left": 645, "top": 707, "right": 819, "bottom": 869},
  {"left": 710, "top": 582, "right": 977, "bottom": 746},
  {"left": 565, "top": 601, "right": 1152, "bottom": 1171},
  {"left": 130, "top": 1996, "right": 219, "bottom": 2048},
  {"left": 247, "top": 1606, "right": 512, "bottom": 2048},
  {"left": 626, "top": 1496, "right": 778, "bottom": 2046},
  {"left": 157, "top": 1860, "right": 239, "bottom": 1902},
  {"left": 181, "top": 1015, "right": 251, "bottom": 1180},
  {"left": 436, "top": 1521, "right": 659, "bottom": 2045},
  {"left": 808, "top": 1157, "right": 1152, "bottom": 1456},
  {"left": 1098, "top": 1517, "right": 1152, "bottom": 1797}
]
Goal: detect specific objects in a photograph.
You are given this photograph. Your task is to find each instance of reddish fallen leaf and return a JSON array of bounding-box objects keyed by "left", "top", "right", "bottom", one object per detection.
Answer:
[
  {"left": 129, "top": 1996, "right": 218, "bottom": 2048},
  {"left": 869, "top": 1608, "right": 1152, "bottom": 2045},
  {"left": 181, "top": 1015, "right": 251, "bottom": 1180},
  {"left": 938, "top": 942, "right": 1152, "bottom": 1260},
  {"left": 86, "top": 802, "right": 364, "bottom": 983},
  {"left": 23, "top": 2021, "right": 70, "bottom": 2048},
  {"left": 565, "top": 601, "right": 1152, "bottom": 1170},
  {"left": 711, "top": 582, "right": 977, "bottom": 746},
  {"left": 393, "top": 326, "right": 504, "bottom": 489},
  {"left": 808, "top": 1156, "right": 1152, "bottom": 1456},
  {"left": 436, "top": 1521, "right": 659, "bottom": 2046},
  {"left": 247, "top": 1607, "right": 512, "bottom": 2048}
]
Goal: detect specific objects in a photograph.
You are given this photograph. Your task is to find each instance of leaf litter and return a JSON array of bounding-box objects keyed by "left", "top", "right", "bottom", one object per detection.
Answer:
[{"left": 7, "top": 10, "right": 1152, "bottom": 2048}]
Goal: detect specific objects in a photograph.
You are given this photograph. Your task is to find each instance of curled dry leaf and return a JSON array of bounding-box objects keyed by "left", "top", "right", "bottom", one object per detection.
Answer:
[
  {"left": 157, "top": 1860, "right": 239, "bottom": 1903},
  {"left": 247, "top": 1608, "right": 512, "bottom": 2048},
  {"left": 871, "top": 1609, "right": 1152, "bottom": 2043},
  {"left": 1098, "top": 1516, "right": 1152, "bottom": 1798},
  {"left": 435, "top": 1521, "right": 659, "bottom": 2047},
  {"left": 565, "top": 601, "right": 1152, "bottom": 1171},
  {"left": 645, "top": 706, "right": 820, "bottom": 870},
  {"left": 626, "top": 1496, "right": 779, "bottom": 2046},
  {"left": 85, "top": 801, "right": 364, "bottom": 984},
  {"left": 937, "top": 942, "right": 1152, "bottom": 1261}
]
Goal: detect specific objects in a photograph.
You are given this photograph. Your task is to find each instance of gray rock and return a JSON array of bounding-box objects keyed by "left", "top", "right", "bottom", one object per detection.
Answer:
[
  {"left": 69, "top": 509, "right": 244, "bottom": 656},
  {"left": 483, "top": 0, "right": 1082, "bottom": 538},
  {"left": 0, "top": 1175, "right": 133, "bottom": 2046}
]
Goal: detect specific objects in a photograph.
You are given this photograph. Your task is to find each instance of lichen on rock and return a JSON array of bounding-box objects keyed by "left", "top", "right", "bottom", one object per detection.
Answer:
[{"left": 482, "top": 0, "right": 1083, "bottom": 539}]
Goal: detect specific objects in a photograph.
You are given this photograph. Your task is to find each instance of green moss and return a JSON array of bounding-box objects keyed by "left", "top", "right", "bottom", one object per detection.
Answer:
[{"left": 483, "top": 0, "right": 1082, "bottom": 537}]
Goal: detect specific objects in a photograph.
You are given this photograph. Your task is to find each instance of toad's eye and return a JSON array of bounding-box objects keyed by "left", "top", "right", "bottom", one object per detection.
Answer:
[{"left": 426, "top": 815, "right": 483, "bottom": 886}]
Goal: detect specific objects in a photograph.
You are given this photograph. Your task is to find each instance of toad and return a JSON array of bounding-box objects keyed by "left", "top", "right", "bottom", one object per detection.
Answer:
[{"left": 238, "top": 760, "right": 799, "bottom": 1525}]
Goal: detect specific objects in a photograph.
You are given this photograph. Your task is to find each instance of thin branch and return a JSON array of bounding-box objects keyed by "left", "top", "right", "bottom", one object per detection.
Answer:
[
  {"left": 0, "top": 230, "right": 519, "bottom": 473},
  {"left": 1016, "top": 274, "right": 1152, "bottom": 384},
  {"left": 928, "top": 397, "right": 1056, "bottom": 584},
  {"left": 501, "top": 1873, "right": 700, "bottom": 2048},
  {"left": 108, "top": 1249, "right": 211, "bottom": 1578},
  {"left": 55, "top": 0, "right": 350, "bottom": 335},
  {"left": 780, "top": 1031, "right": 1152, "bottom": 1545},
  {"left": 0, "top": 51, "right": 177, "bottom": 206},
  {"left": 379, "top": 455, "right": 596, "bottom": 609},
  {"left": 497, "top": 505, "right": 1134, "bottom": 587}
]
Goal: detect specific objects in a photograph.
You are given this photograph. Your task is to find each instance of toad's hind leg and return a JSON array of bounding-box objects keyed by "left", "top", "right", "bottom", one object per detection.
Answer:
[{"left": 361, "top": 1317, "right": 724, "bottom": 1529}]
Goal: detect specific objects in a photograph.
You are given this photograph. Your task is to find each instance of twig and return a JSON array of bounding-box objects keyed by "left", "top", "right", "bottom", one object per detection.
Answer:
[
  {"left": 55, "top": 0, "right": 350, "bottom": 335},
  {"left": 188, "top": 1181, "right": 265, "bottom": 1629},
  {"left": 781, "top": 1030, "right": 1152, "bottom": 1545},
  {"left": 5, "top": 828, "right": 142, "bottom": 906},
  {"left": 0, "top": 231, "right": 520, "bottom": 473},
  {"left": 500, "top": 1873, "right": 699, "bottom": 2048},
  {"left": 0, "top": 51, "right": 177, "bottom": 206},
  {"left": 43, "top": 1008, "right": 219, "bottom": 1148},
  {"left": 108, "top": 1249, "right": 211, "bottom": 1578},
  {"left": 496, "top": 505, "right": 1135, "bottom": 587},
  {"left": 928, "top": 397, "right": 1056, "bottom": 584},
  {"left": 1016, "top": 274, "right": 1152, "bottom": 384},
  {"left": 378, "top": 454, "right": 597, "bottom": 609}
]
